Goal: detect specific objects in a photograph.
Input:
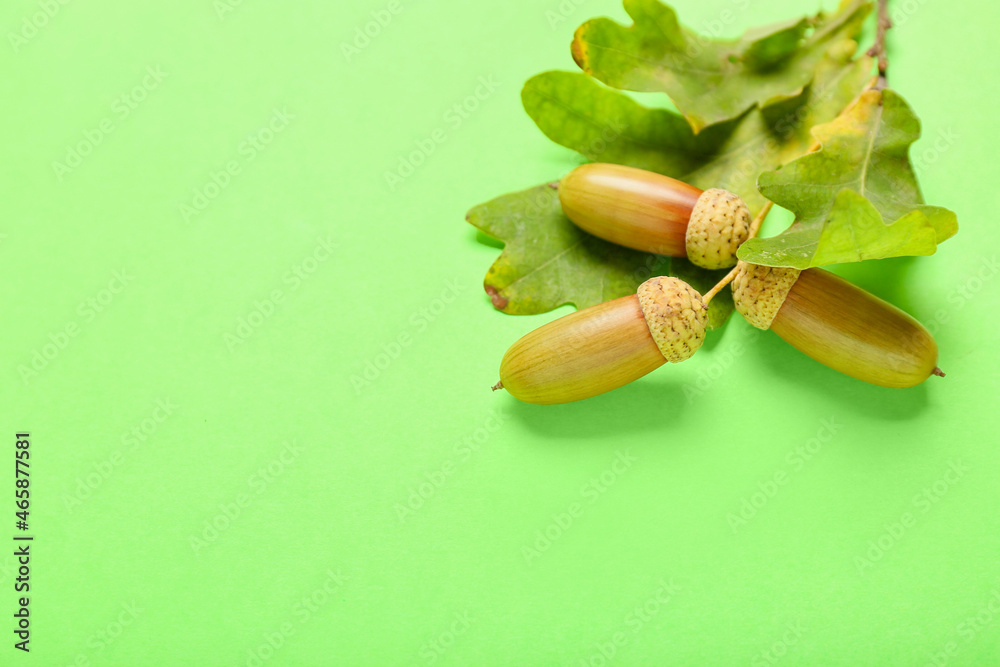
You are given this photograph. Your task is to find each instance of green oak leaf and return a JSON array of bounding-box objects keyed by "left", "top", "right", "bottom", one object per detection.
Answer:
[
  {"left": 522, "top": 52, "right": 873, "bottom": 218},
  {"left": 739, "top": 89, "right": 959, "bottom": 269},
  {"left": 571, "top": 0, "right": 871, "bottom": 132},
  {"left": 466, "top": 183, "right": 733, "bottom": 328},
  {"left": 741, "top": 18, "right": 810, "bottom": 69},
  {"left": 471, "top": 48, "right": 870, "bottom": 319}
]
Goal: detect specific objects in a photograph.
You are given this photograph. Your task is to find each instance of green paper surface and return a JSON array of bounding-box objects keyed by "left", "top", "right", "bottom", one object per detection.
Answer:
[{"left": 1, "top": 1, "right": 998, "bottom": 665}]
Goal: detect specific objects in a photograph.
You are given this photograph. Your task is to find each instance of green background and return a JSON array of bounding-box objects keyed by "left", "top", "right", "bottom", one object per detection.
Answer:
[{"left": 3, "top": 0, "right": 998, "bottom": 664}]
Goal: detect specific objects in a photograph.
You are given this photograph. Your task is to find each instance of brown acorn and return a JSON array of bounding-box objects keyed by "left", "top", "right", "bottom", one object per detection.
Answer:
[
  {"left": 495, "top": 277, "right": 708, "bottom": 404},
  {"left": 732, "top": 262, "right": 942, "bottom": 388},
  {"left": 558, "top": 163, "right": 751, "bottom": 270}
]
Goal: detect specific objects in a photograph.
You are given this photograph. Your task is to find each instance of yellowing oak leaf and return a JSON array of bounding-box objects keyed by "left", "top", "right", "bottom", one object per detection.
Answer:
[
  {"left": 467, "top": 47, "right": 872, "bottom": 320},
  {"left": 571, "top": 0, "right": 871, "bottom": 132},
  {"left": 739, "top": 89, "right": 958, "bottom": 269},
  {"left": 521, "top": 51, "right": 872, "bottom": 218}
]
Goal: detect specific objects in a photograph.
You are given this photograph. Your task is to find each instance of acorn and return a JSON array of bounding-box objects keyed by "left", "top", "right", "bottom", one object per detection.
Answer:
[
  {"left": 732, "top": 262, "right": 943, "bottom": 388},
  {"left": 494, "top": 277, "right": 708, "bottom": 404},
  {"left": 558, "top": 163, "right": 751, "bottom": 270}
]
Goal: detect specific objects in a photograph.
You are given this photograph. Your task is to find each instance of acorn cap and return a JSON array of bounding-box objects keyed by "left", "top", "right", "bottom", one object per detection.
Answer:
[
  {"left": 685, "top": 189, "right": 751, "bottom": 270},
  {"left": 636, "top": 276, "right": 708, "bottom": 362},
  {"left": 731, "top": 261, "right": 802, "bottom": 330}
]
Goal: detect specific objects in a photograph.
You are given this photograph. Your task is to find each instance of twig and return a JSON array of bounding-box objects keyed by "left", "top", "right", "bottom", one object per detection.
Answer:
[
  {"left": 703, "top": 201, "right": 774, "bottom": 305},
  {"left": 702, "top": 265, "right": 740, "bottom": 305},
  {"left": 703, "top": 28, "right": 888, "bottom": 308},
  {"left": 866, "top": 0, "right": 892, "bottom": 90},
  {"left": 747, "top": 200, "right": 773, "bottom": 240}
]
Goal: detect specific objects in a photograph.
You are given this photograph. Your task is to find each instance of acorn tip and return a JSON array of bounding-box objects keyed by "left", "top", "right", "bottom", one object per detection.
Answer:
[
  {"left": 932, "top": 367, "right": 945, "bottom": 377},
  {"left": 492, "top": 381, "right": 504, "bottom": 392}
]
